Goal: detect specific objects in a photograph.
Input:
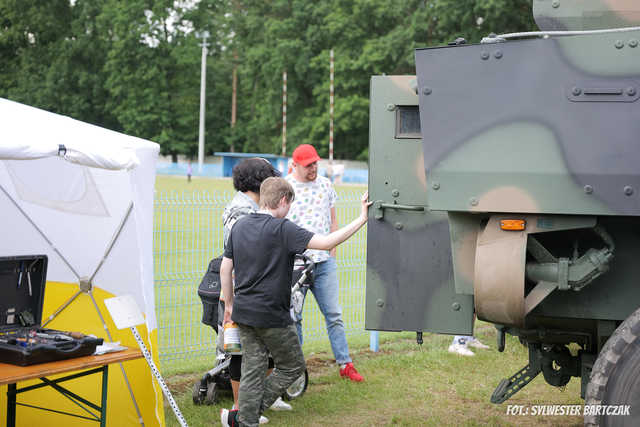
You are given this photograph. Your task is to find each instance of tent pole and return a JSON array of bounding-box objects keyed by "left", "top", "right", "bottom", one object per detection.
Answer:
[
  {"left": 0, "top": 184, "right": 81, "bottom": 279},
  {"left": 89, "top": 292, "right": 145, "bottom": 426},
  {"left": 89, "top": 202, "right": 134, "bottom": 284},
  {"left": 42, "top": 290, "right": 82, "bottom": 327}
]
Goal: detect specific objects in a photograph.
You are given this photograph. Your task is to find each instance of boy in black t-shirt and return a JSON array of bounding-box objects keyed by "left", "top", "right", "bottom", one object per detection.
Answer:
[{"left": 220, "top": 177, "right": 370, "bottom": 427}]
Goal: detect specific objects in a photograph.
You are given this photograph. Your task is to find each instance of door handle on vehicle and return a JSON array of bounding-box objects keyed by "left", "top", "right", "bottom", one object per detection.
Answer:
[{"left": 373, "top": 200, "right": 425, "bottom": 220}]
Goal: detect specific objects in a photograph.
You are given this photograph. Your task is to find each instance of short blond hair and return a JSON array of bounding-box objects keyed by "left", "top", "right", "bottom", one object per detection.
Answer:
[{"left": 260, "top": 177, "right": 295, "bottom": 209}]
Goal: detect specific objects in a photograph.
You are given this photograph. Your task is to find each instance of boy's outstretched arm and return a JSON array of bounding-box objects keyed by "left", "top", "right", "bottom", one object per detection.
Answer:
[
  {"left": 308, "top": 192, "right": 371, "bottom": 251},
  {"left": 221, "top": 256, "right": 234, "bottom": 324}
]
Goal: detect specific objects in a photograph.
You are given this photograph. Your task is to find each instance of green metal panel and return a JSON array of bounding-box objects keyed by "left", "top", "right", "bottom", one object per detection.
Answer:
[
  {"left": 366, "top": 76, "right": 473, "bottom": 335},
  {"left": 533, "top": 0, "right": 640, "bottom": 31}
]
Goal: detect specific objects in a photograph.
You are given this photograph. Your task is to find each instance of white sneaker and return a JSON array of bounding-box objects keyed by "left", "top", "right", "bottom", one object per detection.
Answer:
[
  {"left": 448, "top": 342, "right": 475, "bottom": 356},
  {"left": 220, "top": 408, "right": 233, "bottom": 426},
  {"left": 225, "top": 406, "right": 269, "bottom": 424},
  {"left": 269, "top": 396, "right": 292, "bottom": 411},
  {"left": 468, "top": 337, "right": 490, "bottom": 350}
]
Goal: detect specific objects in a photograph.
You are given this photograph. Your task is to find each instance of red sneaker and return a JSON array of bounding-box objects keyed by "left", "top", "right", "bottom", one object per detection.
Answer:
[{"left": 340, "top": 362, "right": 364, "bottom": 382}]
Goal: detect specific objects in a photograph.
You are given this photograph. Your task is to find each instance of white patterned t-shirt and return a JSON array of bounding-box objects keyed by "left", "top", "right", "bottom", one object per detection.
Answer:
[{"left": 285, "top": 174, "right": 337, "bottom": 263}]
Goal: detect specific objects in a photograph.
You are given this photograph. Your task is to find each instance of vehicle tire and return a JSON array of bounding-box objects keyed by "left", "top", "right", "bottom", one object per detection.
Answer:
[
  {"left": 584, "top": 307, "right": 640, "bottom": 427},
  {"left": 282, "top": 369, "right": 308, "bottom": 401},
  {"left": 204, "top": 381, "right": 219, "bottom": 405},
  {"left": 192, "top": 381, "right": 205, "bottom": 405}
]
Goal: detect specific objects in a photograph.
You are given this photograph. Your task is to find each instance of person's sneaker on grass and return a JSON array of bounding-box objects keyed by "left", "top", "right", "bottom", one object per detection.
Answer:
[
  {"left": 220, "top": 408, "right": 238, "bottom": 427},
  {"left": 468, "top": 337, "right": 490, "bottom": 350},
  {"left": 340, "top": 362, "right": 364, "bottom": 382},
  {"left": 448, "top": 341, "right": 475, "bottom": 356},
  {"left": 269, "top": 396, "right": 292, "bottom": 411},
  {"left": 222, "top": 408, "right": 269, "bottom": 425}
]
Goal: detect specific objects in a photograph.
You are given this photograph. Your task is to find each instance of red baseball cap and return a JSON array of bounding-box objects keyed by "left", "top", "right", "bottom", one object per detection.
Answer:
[{"left": 292, "top": 144, "right": 321, "bottom": 166}]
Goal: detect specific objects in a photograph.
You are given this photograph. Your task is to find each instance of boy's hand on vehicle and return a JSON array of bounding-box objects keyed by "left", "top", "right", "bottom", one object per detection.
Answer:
[{"left": 360, "top": 191, "right": 372, "bottom": 221}]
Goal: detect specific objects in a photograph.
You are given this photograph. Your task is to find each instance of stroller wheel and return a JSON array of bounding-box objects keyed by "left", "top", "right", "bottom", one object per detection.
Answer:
[
  {"left": 283, "top": 369, "right": 308, "bottom": 401},
  {"left": 204, "top": 381, "right": 220, "bottom": 405},
  {"left": 192, "top": 381, "right": 206, "bottom": 405}
]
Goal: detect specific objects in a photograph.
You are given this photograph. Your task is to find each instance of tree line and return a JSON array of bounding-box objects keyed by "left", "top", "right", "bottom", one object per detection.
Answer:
[{"left": 0, "top": 0, "right": 535, "bottom": 161}]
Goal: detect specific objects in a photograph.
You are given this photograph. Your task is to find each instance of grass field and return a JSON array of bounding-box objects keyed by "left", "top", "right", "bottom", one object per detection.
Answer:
[
  {"left": 155, "top": 175, "right": 585, "bottom": 426},
  {"left": 164, "top": 325, "right": 583, "bottom": 426}
]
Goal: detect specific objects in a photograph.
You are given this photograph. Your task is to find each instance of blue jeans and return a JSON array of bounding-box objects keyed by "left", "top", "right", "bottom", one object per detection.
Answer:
[{"left": 295, "top": 257, "right": 352, "bottom": 365}]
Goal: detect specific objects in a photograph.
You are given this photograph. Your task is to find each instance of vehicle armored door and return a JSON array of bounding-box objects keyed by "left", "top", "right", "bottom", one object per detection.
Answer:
[{"left": 366, "top": 76, "right": 473, "bottom": 334}]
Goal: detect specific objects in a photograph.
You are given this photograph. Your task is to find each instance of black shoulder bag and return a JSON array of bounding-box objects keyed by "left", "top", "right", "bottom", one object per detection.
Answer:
[{"left": 198, "top": 256, "right": 223, "bottom": 332}]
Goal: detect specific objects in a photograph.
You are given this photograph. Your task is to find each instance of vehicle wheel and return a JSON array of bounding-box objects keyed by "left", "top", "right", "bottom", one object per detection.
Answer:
[
  {"left": 585, "top": 307, "right": 640, "bottom": 427},
  {"left": 204, "top": 381, "right": 219, "bottom": 405},
  {"left": 283, "top": 369, "right": 308, "bottom": 401},
  {"left": 192, "top": 381, "right": 205, "bottom": 405}
]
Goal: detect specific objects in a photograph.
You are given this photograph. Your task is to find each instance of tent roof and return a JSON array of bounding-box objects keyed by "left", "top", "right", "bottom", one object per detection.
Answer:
[{"left": 0, "top": 98, "right": 158, "bottom": 170}]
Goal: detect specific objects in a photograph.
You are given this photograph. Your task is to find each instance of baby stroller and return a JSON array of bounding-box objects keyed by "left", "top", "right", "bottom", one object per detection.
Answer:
[{"left": 192, "top": 254, "right": 314, "bottom": 405}]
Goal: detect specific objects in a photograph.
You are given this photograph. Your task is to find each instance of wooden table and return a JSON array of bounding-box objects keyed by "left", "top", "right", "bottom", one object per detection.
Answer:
[{"left": 0, "top": 348, "right": 143, "bottom": 427}]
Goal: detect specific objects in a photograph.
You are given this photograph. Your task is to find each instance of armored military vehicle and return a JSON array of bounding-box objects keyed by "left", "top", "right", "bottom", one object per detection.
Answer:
[{"left": 366, "top": 1, "right": 640, "bottom": 425}]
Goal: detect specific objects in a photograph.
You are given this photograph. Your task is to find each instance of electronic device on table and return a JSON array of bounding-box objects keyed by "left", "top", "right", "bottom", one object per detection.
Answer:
[{"left": 0, "top": 255, "right": 103, "bottom": 366}]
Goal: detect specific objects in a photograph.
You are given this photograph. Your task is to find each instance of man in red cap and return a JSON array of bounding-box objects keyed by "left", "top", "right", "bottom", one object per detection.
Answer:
[{"left": 285, "top": 144, "right": 364, "bottom": 382}]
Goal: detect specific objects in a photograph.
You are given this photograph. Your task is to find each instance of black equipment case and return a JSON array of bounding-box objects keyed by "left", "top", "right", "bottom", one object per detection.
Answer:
[{"left": 0, "top": 255, "right": 103, "bottom": 366}]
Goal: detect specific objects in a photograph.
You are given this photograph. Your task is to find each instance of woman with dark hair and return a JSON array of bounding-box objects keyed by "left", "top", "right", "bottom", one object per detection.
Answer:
[
  {"left": 219, "top": 158, "right": 290, "bottom": 422},
  {"left": 223, "top": 158, "right": 280, "bottom": 246}
]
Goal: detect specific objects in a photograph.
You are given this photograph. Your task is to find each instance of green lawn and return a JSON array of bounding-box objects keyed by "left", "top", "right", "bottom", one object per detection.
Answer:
[{"left": 164, "top": 324, "right": 583, "bottom": 426}]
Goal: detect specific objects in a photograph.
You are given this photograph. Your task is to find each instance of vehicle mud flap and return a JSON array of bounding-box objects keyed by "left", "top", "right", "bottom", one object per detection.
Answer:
[
  {"left": 474, "top": 215, "right": 596, "bottom": 327},
  {"left": 475, "top": 217, "right": 527, "bottom": 327}
]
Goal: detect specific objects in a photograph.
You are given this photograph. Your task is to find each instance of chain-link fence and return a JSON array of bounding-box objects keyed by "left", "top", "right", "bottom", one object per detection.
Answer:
[{"left": 154, "top": 188, "right": 367, "bottom": 370}]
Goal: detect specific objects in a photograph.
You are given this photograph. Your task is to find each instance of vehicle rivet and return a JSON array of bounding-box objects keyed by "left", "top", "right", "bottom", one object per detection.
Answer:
[
  {"left": 481, "top": 51, "right": 490, "bottom": 60},
  {"left": 494, "top": 50, "right": 503, "bottom": 59},
  {"left": 629, "top": 39, "right": 638, "bottom": 48},
  {"left": 376, "top": 299, "right": 384, "bottom": 307},
  {"left": 386, "top": 103, "right": 396, "bottom": 111},
  {"left": 432, "top": 182, "right": 440, "bottom": 190},
  {"left": 615, "top": 40, "right": 624, "bottom": 49},
  {"left": 452, "top": 302, "right": 461, "bottom": 311},
  {"left": 552, "top": 0, "right": 560, "bottom": 8},
  {"left": 395, "top": 222, "right": 404, "bottom": 230},
  {"left": 392, "top": 189, "right": 400, "bottom": 197},
  {"left": 627, "top": 87, "right": 636, "bottom": 96},
  {"left": 584, "top": 185, "right": 593, "bottom": 194},
  {"left": 422, "top": 87, "right": 432, "bottom": 96},
  {"left": 624, "top": 186, "right": 634, "bottom": 196},
  {"left": 571, "top": 87, "right": 581, "bottom": 96},
  {"left": 470, "top": 197, "right": 479, "bottom": 206}
]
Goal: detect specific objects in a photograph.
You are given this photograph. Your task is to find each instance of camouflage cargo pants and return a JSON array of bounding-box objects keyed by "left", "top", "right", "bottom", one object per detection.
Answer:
[{"left": 237, "top": 323, "right": 305, "bottom": 427}]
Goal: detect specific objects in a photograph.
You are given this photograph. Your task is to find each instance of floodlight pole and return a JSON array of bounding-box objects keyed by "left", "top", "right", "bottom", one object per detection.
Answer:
[
  {"left": 196, "top": 31, "right": 210, "bottom": 171},
  {"left": 329, "top": 49, "right": 334, "bottom": 165}
]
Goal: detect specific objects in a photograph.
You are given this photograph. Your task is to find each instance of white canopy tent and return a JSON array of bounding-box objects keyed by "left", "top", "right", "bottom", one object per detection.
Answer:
[{"left": 0, "top": 98, "right": 164, "bottom": 426}]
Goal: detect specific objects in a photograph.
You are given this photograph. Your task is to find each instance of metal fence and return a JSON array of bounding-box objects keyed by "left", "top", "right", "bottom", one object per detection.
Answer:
[{"left": 154, "top": 188, "right": 367, "bottom": 370}]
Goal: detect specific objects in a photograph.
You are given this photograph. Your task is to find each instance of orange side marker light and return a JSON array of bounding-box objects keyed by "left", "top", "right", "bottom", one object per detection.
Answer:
[{"left": 500, "top": 219, "right": 526, "bottom": 231}]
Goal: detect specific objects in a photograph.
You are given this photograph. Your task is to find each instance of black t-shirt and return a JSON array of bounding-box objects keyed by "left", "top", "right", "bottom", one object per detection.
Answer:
[{"left": 223, "top": 213, "right": 314, "bottom": 328}]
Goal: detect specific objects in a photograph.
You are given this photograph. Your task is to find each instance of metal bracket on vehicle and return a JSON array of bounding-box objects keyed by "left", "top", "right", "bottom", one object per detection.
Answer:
[
  {"left": 373, "top": 200, "right": 424, "bottom": 220},
  {"left": 491, "top": 364, "right": 541, "bottom": 404},
  {"left": 491, "top": 345, "right": 542, "bottom": 403}
]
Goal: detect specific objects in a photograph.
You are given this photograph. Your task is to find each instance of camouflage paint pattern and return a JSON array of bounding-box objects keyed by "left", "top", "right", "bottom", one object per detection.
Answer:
[
  {"left": 365, "top": 76, "right": 473, "bottom": 335},
  {"left": 534, "top": 0, "right": 640, "bottom": 31},
  {"left": 405, "top": 1, "right": 640, "bottom": 334},
  {"left": 237, "top": 324, "right": 305, "bottom": 427},
  {"left": 369, "top": 0, "right": 640, "bottom": 379}
]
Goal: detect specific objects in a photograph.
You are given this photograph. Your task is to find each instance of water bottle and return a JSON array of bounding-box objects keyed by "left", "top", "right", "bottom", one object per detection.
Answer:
[{"left": 223, "top": 322, "right": 242, "bottom": 354}]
